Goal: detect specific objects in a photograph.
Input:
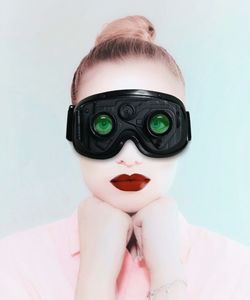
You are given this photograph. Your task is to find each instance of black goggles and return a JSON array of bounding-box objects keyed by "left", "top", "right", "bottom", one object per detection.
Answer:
[{"left": 66, "top": 89, "right": 192, "bottom": 159}]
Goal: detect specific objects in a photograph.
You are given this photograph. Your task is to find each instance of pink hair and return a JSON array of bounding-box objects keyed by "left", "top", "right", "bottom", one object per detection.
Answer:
[{"left": 71, "top": 15, "right": 185, "bottom": 105}]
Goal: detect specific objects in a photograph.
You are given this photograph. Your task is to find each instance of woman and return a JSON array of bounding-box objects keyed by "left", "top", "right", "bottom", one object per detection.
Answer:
[{"left": 1, "top": 15, "right": 250, "bottom": 300}]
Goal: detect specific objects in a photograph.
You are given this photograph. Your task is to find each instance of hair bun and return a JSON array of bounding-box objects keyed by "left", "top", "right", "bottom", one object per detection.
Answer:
[{"left": 94, "top": 15, "right": 156, "bottom": 46}]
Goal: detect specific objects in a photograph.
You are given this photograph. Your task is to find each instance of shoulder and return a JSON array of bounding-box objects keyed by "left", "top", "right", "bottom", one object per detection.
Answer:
[
  {"left": 188, "top": 222, "right": 250, "bottom": 260},
  {"left": 0, "top": 210, "right": 77, "bottom": 299},
  {"left": 186, "top": 222, "right": 250, "bottom": 298},
  {"left": 0, "top": 214, "right": 70, "bottom": 246},
  {"left": 0, "top": 213, "right": 72, "bottom": 270}
]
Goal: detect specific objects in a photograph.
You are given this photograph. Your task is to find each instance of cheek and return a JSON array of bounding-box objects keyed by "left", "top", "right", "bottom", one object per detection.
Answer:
[
  {"left": 148, "top": 157, "right": 178, "bottom": 174},
  {"left": 78, "top": 155, "right": 103, "bottom": 172},
  {"left": 78, "top": 158, "right": 113, "bottom": 189},
  {"left": 79, "top": 158, "right": 99, "bottom": 182},
  {"left": 150, "top": 159, "right": 179, "bottom": 190},
  {"left": 79, "top": 162, "right": 105, "bottom": 194},
  {"left": 159, "top": 157, "right": 179, "bottom": 173},
  {"left": 153, "top": 167, "right": 174, "bottom": 183}
]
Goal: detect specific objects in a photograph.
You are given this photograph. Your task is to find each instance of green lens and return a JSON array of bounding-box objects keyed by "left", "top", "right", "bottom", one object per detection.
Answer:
[
  {"left": 93, "top": 114, "right": 113, "bottom": 135},
  {"left": 149, "top": 113, "right": 170, "bottom": 134}
]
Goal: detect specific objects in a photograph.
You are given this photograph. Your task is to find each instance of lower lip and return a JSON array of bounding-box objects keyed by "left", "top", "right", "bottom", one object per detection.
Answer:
[{"left": 110, "top": 180, "right": 150, "bottom": 191}]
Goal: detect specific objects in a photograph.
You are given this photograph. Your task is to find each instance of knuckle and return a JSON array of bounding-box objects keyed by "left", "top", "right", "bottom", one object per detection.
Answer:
[{"left": 117, "top": 212, "right": 131, "bottom": 226}]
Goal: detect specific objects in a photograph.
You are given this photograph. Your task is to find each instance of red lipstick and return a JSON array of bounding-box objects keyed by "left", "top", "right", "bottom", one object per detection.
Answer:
[{"left": 110, "top": 173, "right": 151, "bottom": 191}]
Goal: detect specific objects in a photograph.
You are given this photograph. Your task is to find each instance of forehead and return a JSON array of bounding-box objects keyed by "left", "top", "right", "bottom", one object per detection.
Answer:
[{"left": 76, "top": 57, "right": 185, "bottom": 103}]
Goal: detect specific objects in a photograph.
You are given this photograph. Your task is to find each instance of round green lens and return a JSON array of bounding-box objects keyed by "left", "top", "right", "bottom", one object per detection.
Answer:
[
  {"left": 93, "top": 114, "right": 113, "bottom": 135},
  {"left": 149, "top": 113, "right": 170, "bottom": 134}
]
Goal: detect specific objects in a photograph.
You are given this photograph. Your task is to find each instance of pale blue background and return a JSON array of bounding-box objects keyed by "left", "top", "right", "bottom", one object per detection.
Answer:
[{"left": 1, "top": 0, "right": 250, "bottom": 245}]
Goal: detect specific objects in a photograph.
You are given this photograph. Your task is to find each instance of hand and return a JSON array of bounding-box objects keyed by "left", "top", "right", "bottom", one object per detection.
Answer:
[
  {"left": 132, "top": 196, "right": 186, "bottom": 287},
  {"left": 75, "top": 196, "right": 133, "bottom": 299}
]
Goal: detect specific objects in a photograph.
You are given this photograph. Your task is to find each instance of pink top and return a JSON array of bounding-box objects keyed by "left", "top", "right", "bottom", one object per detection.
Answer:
[{"left": 0, "top": 207, "right": 250, "bottom": 299}]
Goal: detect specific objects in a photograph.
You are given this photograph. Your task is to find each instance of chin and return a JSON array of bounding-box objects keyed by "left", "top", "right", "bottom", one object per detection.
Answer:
[
  {"left": 114, "top": 202, "right": 147, "bottom": 214},
  {"left": 122, "top": 206, "right": 140, "bottom": 214}
]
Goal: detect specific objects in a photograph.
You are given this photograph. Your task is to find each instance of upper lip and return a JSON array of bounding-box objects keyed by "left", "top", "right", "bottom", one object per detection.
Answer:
[{"left": 110, "top": 173, "right": 151, "bottom": 182}]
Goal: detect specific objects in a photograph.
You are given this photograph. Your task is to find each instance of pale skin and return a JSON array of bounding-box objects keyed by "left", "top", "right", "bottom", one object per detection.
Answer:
[{"left": 74, "top": 57, "right": 188, "bottom": 300}]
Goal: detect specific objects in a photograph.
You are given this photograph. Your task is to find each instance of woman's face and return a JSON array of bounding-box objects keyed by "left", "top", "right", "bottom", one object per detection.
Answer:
[{"left": 75, "top": 57, "right": 186, "bottom": 213}]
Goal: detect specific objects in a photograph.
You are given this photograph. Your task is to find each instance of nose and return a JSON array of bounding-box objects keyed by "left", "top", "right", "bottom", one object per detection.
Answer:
[{"left": 115, "top": 139, "right": 143, "bottom": 168}]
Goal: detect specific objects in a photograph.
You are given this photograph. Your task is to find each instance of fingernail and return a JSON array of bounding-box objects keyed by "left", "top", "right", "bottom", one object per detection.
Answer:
[{"left": 136, "top": 246, "right": 143, "bottom": 261}]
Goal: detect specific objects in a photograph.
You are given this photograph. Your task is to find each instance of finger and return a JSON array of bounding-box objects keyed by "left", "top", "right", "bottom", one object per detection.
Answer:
[
  {"left": 131, "top": 211, "right": 142, "bottom": 227},
  {"left": 132, "top": 213, "right": 143, "bottom": 248},
  {"left": 134, "top": 227, "right": 142, "bottom": 251},
  {"left": 133, "top": 222, "right": 143, "bottom": 255},
  {"left": 137, "top": 243, "right": 144, "bottom": 261},
  {"left": 126, "top": 222, "right": 134, "bottom": 245}
]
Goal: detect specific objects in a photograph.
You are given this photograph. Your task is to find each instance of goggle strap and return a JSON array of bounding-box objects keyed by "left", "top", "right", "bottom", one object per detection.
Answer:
[
  {"left": 66, "top": 105, "right": 75, "bottom": 141},
  {"left": 186, "top": 111, "right": 192, "bottom": 141}
]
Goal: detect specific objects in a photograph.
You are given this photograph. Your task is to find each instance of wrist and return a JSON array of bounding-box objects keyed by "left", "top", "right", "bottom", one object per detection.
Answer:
[
  {"left": 78, "top": 265, "right": 117, "bottom": 287},
  {"left": 79, "top": 255, "right": 117, "bottom": 283},
  {"left": 147, "top": 280, "right": 188, "bottom": 300},
  {"left": 150, "top": 262, "right": 186, "bottom": 290},
  {"left": 76, "top": 268, "right": 116, "bottom": 300}
]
